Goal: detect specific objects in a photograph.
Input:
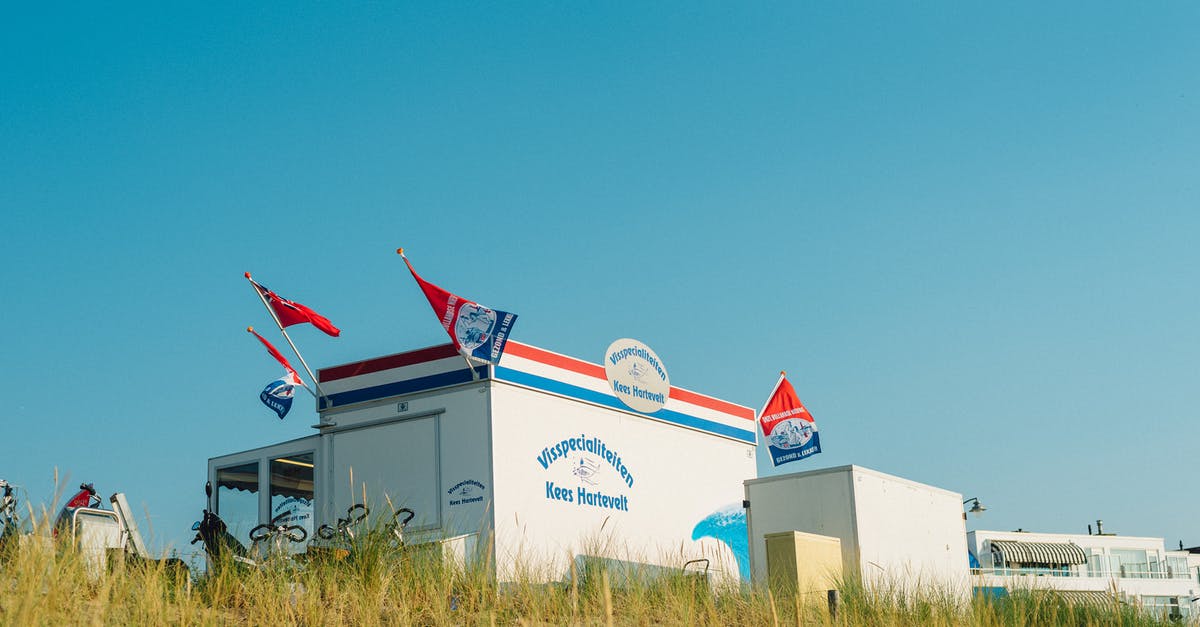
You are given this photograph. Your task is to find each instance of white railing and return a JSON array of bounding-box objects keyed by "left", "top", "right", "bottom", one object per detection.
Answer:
[{"left": 972, "top": 567, "right": 1193, "bottom": 580}]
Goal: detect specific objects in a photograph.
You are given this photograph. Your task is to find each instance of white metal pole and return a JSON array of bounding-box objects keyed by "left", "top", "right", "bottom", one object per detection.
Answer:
[
  {"left": 459, "top": 350, "right": 481, "bottom": 381},
  {"left": 245, "top": 273, "right": 326, "bottom": 403}
]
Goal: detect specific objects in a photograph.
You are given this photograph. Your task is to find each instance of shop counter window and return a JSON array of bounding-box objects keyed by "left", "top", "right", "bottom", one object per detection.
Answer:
[
  {"left": 216, "top": 461, "right": 259, "bottom": 546},
  {"left": 270, "top": 452, "right": 315, "bottom": 552}
]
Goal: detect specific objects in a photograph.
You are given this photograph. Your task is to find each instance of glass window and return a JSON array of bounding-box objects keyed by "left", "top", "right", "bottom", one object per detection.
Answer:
[
  {"left": 1112, "top": 549, "right": 1149, "bottom": 579},
  {"left": 1140, "top": 596, "right": 1184, "bottom": 618},
  {"left": 270, "top": 453, "right": 314, "bottom": 552},
  {"left": 1166, "top": 556, "right": 1187, "bottom": 579},
  {"left": 216, "top": 462, "right": 259, "bottom": 547},
  {"left": 989, "top": 545, "right": 1006, "bottom": 569},
  {"left": 1087, "top": 552, "right": 1106, "bottom": 577}
]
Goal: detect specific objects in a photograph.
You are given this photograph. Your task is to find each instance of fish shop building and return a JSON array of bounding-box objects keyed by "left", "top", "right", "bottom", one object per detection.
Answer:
[{"left": 207, "top": 340, "right": 758, "bottom": 581}]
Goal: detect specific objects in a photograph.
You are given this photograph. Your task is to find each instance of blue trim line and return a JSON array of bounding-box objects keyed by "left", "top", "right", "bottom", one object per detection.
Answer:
[
  {"left": 494, "top": 366, "right": 756, "bottom": 443},
  {"left": 320, "top": 365, "right": 488, "bottom": 410}
]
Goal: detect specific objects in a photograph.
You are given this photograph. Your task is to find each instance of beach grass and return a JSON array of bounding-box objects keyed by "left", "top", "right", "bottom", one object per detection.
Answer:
[{"left": 0, "top": 511, "right": 1183, "bottom": 625}]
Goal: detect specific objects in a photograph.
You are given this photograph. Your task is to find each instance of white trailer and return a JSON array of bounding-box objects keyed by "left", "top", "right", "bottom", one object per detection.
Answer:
[
  {"left": 208, "top": 340, "right": 758, "bottom": 583},
  {"left": 744, "top": 465, "right": 971, "bottom": 599}
]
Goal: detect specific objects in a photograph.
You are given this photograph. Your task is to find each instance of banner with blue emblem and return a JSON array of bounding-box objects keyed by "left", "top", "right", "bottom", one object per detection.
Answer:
[
  {"left": 260, "top": 375, "right": 300, "bottom": 419},
  {"left": 400, "top": 250, "right": 518, "bottom": 364},
  {"left": 758, "top": 373, "right": 821, "bottom": 466},
  {"left": 250, "top": 327, "right": 308, "bottom": 420}
]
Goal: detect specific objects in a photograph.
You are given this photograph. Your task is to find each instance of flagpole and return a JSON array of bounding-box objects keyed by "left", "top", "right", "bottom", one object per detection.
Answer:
[
  {"left": 460, "top": 350, "right": 481, "bottom": 381},
  {"left": 753, "top": 371, "right": 788, "bottom": 450},
  {"left": 245, "top": 273, "right": 326, "bottom": 404},
  {"left": 247, "top": 326, "right": 317, "bottom": 402}
]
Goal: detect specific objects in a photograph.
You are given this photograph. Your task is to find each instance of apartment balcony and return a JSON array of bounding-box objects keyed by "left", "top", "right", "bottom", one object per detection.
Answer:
[
  {"left": 972, "top": 566, "right": 1200, "bottom": 605},
  {"left": 972, "top": 566, "right": 1195, "bottom": 581}
]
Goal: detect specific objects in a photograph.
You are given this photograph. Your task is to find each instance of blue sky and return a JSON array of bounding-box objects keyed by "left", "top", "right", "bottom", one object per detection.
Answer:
[{"left": 2, "top": 4, "right": 1197, "bottom": 556}]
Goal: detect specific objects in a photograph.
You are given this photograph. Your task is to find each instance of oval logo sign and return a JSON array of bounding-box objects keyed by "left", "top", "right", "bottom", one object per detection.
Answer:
[{"left": 603, "top": 339, "right": 670, "bottom": 414}]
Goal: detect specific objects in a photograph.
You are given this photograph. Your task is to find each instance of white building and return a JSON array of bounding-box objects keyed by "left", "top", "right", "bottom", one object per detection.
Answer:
[
  {"left": 744, "top": 465, "right": 971, "bottom": 599},
  {"left": 969, "top": 529, "right": 1200, "bottom": 619},
  {"left": 207, "top": 340, "right": 758, "bottom": 582}
]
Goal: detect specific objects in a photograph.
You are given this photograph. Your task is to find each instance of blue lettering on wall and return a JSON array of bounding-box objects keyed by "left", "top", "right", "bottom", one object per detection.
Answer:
[
  {"left": 535, "top": 433, "right": 635, "bottom": 488},
  {"left": 537, "top": 434, "right": 634, "bottom": 512}
]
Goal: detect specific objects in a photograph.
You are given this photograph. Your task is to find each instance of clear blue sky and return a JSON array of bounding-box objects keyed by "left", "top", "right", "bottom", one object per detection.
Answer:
[{"left": 2, "top": 4, "right": 1197, "bottom": 557}]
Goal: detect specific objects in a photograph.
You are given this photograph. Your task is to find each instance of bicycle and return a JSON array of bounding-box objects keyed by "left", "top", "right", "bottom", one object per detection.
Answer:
[
  {"left": 248, "top": 513, "right": 309, "bottom": 565},
  {"left": 386, "top": 507, "right": 416, "bottom": 547},
  {"left": 303, "top": 505, "right": 414, "bottom": 563},
  {"left": 316, "top": 503, "right": 369, "bottom": 543},
  {"left": 191, "top": 481, "right": 308, "bottom": 570},
  {"left": 313, "top": 505, "right": 413, "bottom": 548},
  {"left": 300, "top": 504, "right": 369, "bottom": 562}
]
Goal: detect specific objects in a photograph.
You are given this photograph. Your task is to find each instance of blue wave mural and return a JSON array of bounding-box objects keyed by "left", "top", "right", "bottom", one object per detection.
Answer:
[{"left": 691, "top": 503, "right": 749, "bottom": 581}]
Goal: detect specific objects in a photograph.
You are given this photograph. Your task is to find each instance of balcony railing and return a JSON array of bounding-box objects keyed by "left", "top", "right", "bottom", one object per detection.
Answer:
[{"left": 972, "top": 567, "right": 1194, "bottom": 581}]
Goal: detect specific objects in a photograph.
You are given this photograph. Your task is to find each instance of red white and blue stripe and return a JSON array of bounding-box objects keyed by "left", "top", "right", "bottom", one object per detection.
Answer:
[{"left": 318, "top": 341, "right": 756, "bottom": 444}]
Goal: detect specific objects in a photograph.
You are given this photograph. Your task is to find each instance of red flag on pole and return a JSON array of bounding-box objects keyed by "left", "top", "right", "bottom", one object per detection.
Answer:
[
  {"left": 248, "top": 327, "right": 303, "bottom": 385},
  {"left": 758, "top": 372, "right": 821, "bottom": 466},
  {"left": 246, "top": 275, "right": 341, "bottom": 337},
  {"left": 249, "top": 327, "right": 307, "bottom": 419},
  {"left": 398, "top": 249, "right": 518, "bottom": 365}
]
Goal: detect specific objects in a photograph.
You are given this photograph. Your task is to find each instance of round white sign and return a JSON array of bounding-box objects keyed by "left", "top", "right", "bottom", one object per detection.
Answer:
[{"left": 603, "top": 338, "right": 670, "bottom": 414}]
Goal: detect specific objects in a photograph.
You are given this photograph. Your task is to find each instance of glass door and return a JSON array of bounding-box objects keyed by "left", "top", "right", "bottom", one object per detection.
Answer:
[{"left": 270, "top": 452, "right": 315, "bottom": 553}]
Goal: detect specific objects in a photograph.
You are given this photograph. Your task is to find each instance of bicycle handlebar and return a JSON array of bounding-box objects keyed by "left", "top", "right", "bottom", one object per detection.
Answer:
[
  {"left": 285, "top": 525, "right": 307, "bottom": 543},
  {"left": 392, "top": 508, "right": 415, "bottom": 527},
  {"left": 249, "top": 523, "right": 308, "bottom": 544},
  {"left": 316, "top": 504, "right": 370, "bottom": 540},
  {"left": 345, "top": 503, "right": 369, "bottom": 525},
  {"left": 249, "top": 524, "right": 272, "bottom": 542}
]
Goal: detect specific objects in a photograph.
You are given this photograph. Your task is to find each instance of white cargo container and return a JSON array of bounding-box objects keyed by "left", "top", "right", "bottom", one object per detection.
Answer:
[
  {"left": 208, "top": 340, "right": 758, "bottom": 582},
  {"left": 744, "top": 465, "right": 970, "bottom": 598}
]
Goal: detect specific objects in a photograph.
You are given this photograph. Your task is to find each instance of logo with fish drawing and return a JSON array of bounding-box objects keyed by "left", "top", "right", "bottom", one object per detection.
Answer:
[{"left": 536, "top": 434, "right": 634, "bottom": 513}]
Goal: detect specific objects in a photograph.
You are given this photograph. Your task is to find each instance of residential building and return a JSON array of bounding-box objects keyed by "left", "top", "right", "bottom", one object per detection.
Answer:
[{"left": 969, "top": 529, "right": 1199, "bottom": 620}]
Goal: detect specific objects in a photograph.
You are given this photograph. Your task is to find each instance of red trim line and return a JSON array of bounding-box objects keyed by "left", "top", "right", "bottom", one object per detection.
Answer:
[
  {"left": 669, "top": 388, "right": 755, "bottom": 420},
  {"left": 320, "top": 344, "right": 460, "bottom": 382},
  {"left": 506, "top": 341, "right": 754, "bottom": 420},
  {"left": 320, "top": 340, "right": 754, "bottom": 420},
  {"left": 504, "top": 342, "right": 606, "bottom": 379}
]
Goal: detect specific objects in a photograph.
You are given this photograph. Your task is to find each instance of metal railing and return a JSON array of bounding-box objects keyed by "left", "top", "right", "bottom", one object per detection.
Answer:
[{"left": 972, "top": 566, "right": 1194, "bottom": 580}]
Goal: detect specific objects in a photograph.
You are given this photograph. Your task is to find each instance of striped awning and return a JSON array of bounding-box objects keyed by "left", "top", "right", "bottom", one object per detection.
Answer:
[
  {"left": 989, "top": 540, "right": 1088, "bottom": 566},
  {"left": 1033, "top": 590, "right": 1115, "bottom": 606}
]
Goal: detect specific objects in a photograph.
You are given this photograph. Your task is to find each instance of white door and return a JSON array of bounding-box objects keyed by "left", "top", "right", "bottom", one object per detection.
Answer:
[{"left": 330, "top": 414, "right": 441, "bottom": 531}]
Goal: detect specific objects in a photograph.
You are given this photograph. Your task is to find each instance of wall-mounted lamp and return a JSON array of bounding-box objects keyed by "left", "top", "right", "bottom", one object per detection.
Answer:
[{"left": 963, "top": 497, "right": 987, "bottom": 519}]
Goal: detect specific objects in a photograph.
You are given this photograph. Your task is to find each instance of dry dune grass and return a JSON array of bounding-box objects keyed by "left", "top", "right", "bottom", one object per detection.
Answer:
[{"left": 0, "top": 510, "right": 1178, "bottom": 626}]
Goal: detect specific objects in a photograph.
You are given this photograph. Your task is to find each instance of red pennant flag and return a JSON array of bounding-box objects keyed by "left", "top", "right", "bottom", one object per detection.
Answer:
[
  {"left": 246, "top": 274, "right": 341, "bottom": 337},
  {"left": 398, "top": 249, "right": 518, "bottom": 365},
  {"left": 248, "top": 327, "right": 303, "bottom": 385}
]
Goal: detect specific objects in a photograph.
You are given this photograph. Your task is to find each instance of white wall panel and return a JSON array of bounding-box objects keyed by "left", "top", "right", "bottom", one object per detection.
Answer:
[
  {"left": 746, "top": 465, "right": 970, "bottom": 599},
  {"left": 745, "top": 469, "right": 855, "bottom": 583},
  {"left": 331, "top": 415, "right": 441, "bottom": 530},
  {"left": 489, "top": 382, "right": 756, "bottom": 582},
  {"left": 851, "top": 469, "right": 969, "bottom": 597}
]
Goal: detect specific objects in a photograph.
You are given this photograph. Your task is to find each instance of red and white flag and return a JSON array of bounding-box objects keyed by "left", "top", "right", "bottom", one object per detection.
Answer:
[
  {"left": 246, "top": 274, "right": 340, "bottom": 337},
  {"left": 249, "top": 327, "right": 307, "bottom": 419},
  {"left": 399, "top": 250, "right": 518, "bottom": 365},
  {"left": 758, "top": 373, "right": 821, "bottom": 466},
  {"left": 249, "top": 327, "right": 303, "bottom": 385}
]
